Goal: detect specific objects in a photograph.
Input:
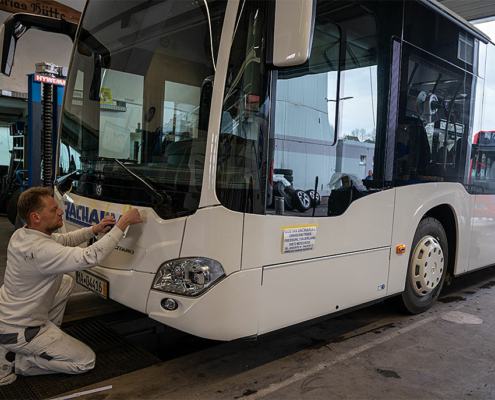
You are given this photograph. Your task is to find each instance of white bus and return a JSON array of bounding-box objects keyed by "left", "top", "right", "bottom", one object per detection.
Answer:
[{"left": 2, "top": 0, "right": 495, "bottom": 340}]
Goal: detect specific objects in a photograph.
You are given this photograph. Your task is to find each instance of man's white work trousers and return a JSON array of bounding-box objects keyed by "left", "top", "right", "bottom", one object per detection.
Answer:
[{"left": 0, "top": 275, "right": 95, "bottom": 376}]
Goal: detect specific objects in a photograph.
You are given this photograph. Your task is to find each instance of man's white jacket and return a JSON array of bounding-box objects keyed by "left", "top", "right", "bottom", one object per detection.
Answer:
[{"left": 0, "top": 226, "right": 124, "bottom": 326}]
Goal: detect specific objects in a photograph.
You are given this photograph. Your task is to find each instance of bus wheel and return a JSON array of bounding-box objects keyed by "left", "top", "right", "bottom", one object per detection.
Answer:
[{"left": 401, "top": 217, "right": 448, "bottom": 314}]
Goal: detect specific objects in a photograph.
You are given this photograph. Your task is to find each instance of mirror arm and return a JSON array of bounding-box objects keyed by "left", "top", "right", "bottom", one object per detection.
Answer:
[
  {"left": 0, "top": 13, "right": 78, "bottom": 76},
  {"left": 6, "top": 13, "right": 78, "bottom": 40}
]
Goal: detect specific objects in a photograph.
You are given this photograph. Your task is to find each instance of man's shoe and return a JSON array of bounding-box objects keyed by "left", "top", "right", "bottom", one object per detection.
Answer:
[{"left": 0, "top": 346, "right": 16, "bottom": 386}]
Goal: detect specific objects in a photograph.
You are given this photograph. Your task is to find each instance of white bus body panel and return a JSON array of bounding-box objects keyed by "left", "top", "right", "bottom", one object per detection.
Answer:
[
  {"left": 198, "top": 0, "right": 238, "bottom": 208},
  {"left": 259, "top": 248, "right": 390, "bottom": 334},
  {"left": 388, "top": 183, "right": 474, "bottom": 295},
  {"left": 242, "top": 189, "right": 395, "bottom": 269},
  {"left": 469, "top": 195, "right": 495, "bottom": 271},
  {"left": 54, "top": 190, "right": 186, "bottom": 274},
  {"left": 180, "top": 206, "right": 244, "bottom": 276},
  {"left": 89, "top": 267, "right": 154, "bottom": 314},
  {"left": 244, "top": 190, "right": 394, "bottom": 335},
  {"left": 100, "top": 210, "right": 186, "bottom": 274},
  {"left": 147, "top": 268, "right": 262, "bottom": 341}
]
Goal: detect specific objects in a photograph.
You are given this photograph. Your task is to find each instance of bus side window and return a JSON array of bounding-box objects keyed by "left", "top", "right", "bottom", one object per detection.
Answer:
[
  {"left": 269, "top": 0, "right": 379, "bottom": 217},
  {"left": 395, "top": 44, "right": 474, "bottom": 186}
]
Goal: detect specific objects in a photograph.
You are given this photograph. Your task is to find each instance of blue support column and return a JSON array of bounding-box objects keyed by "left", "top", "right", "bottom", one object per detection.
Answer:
[
  {"left": 27, "top": 74, "right": 42, "bottom": 188},
  {"left": 27, "top": 74, "right": 66, "bottom": 188}
]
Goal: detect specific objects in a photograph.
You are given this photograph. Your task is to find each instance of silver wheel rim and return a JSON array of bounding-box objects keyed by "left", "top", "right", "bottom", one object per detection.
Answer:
[
  {"left": 410, "top": 235, "right": 444, "bottom": 296},
  {"left": 298, "top": 191, "right": 311, "bottom": 208}
]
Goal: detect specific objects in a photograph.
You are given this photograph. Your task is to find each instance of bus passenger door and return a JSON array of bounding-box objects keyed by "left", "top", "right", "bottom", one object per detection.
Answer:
[
  {"left": 213, "top": 0, "right": 400, "bottom": 335},
  {"left": 245, "top": 0, "right": 396, "bottom": 335}
]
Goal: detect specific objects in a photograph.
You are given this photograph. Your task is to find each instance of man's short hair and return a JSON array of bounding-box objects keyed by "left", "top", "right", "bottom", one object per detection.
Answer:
[{"left": 17, "top": 187, "right": 53, "bottom": 223}]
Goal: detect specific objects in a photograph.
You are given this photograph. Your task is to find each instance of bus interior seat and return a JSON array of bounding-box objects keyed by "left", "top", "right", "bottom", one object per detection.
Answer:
[{"left": 407, "top": 121, "right": 431, "bottom": 177}]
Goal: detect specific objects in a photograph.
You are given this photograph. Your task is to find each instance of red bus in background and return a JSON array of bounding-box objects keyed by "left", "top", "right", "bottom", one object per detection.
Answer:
[{"left": 470, "top": 131, "right": 495, "bottom": 187}]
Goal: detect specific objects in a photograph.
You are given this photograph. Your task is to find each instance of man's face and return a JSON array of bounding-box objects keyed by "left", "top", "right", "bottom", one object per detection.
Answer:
[{"left": 36, "top": 196, "right": 64, "bottom": 233}]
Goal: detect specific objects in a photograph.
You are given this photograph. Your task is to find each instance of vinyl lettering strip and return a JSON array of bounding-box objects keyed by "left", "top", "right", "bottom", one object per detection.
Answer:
[{"left": 52, "top": 385, "right": 112, "bottom": 400}]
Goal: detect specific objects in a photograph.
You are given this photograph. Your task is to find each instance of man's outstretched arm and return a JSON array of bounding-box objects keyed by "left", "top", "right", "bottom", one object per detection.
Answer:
[
  {"left": 52, "top": 215, "right": 119, "bottom": 247},
  {"left": 35, "top": 209, "right": 143, "bottom": 275}
]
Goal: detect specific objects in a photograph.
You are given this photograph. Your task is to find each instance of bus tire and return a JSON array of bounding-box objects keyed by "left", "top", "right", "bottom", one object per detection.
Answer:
[
  {"left": 7, "top": 188, "right": 21, "bottom": 226},
  {"left": 400, "top": 217, "right": 448, "bottom": 314}
]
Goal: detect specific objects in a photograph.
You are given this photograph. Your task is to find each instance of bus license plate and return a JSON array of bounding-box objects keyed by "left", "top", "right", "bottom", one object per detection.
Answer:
[{"left": 75, "top": 270, "right": 109, "bottom": 299}]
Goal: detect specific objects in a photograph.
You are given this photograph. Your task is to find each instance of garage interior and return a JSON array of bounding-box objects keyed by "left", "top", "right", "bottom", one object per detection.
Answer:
[{"left": 1, "top": 1, "right": 495, "bottom": 399}]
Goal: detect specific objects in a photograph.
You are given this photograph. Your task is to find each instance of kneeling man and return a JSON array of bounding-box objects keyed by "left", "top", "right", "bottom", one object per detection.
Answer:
[{"left": 0, "top": 187, "right": 142, "bottom": 384}]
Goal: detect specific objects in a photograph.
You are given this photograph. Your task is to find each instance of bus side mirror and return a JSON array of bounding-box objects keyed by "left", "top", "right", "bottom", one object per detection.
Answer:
[
  {"left": 271, "top": 0, "right": 316, "bottom": 67},
  {"left": 0, "top": 16, "right": 22, "bottom": 76},
  {"left": 0, "top": 13, "right": 78, "bottom": 76}
]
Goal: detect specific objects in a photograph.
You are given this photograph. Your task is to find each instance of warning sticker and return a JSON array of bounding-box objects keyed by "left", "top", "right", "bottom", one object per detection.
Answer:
[{"left": 282, "top": 224, "right": 318, "bottom": 254}]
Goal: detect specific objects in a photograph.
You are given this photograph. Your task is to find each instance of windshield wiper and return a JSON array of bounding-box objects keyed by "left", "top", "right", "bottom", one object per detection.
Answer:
[
  {"left": 114, "top": 159, "right": 172, "bottom": 207},
  {"left": 55, "top": 169, "right": 83, "bottom": 187}
]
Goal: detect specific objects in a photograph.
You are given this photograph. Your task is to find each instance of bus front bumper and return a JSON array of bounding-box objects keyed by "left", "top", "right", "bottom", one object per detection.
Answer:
[
  {"left": 86, "top": 266, "right": 263, "bottom": 341},
  {"left": 147, "top": 268, "right": 262, "bottom": 341}
]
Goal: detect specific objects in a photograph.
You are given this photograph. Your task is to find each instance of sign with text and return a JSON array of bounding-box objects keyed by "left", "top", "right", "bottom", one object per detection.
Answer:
[
  {"left": 282, "top": 224, "right": 318, "bottom": 254},
  {"left": 34, "top": 74, "right": 65, "bottom": 86},
  {"left": 0, "top": 0, "right": 81, "bottom": 22}
]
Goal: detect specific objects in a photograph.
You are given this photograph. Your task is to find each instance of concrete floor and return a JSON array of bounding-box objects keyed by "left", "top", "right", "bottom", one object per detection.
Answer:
[
  {"left": 69, "top": 271, "right": 495, "bottom": 400},
  {"left": 2, "top": 216, "right": 495, "bottom": 399}
]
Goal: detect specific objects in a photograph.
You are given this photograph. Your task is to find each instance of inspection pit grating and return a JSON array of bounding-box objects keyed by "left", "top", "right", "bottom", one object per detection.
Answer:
[{"left": 0, "top": 319, "right": 162, "bottom": 400}]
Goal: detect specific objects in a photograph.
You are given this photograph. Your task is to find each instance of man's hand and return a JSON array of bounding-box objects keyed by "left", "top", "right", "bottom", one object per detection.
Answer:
[
  {"left": 92, "top": 215, "right": 116, "bottom": 235},
  {"left": 116, "top": 208, "right": 143, "bottom": 233}
]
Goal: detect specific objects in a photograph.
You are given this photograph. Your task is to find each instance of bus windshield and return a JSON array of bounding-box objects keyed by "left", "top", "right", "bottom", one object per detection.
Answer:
[{"left": 57, "top": 0, "right": 228, "bottom": 219}]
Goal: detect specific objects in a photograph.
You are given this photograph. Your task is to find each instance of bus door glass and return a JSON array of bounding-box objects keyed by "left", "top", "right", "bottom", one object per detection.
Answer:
[
  {"left": 216, "top": 0, "right": 394, "bottom": 219},
  {"left": 395, "top": 46, "right": 477, "bottom": 187},
  {"left": 270, "top": 1, "right": 380, "bottom": 218}
]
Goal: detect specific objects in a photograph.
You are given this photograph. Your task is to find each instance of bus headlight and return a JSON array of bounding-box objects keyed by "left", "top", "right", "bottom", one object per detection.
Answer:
[{"left": 152, "top": 257, "right": 225, "bottom": 296}]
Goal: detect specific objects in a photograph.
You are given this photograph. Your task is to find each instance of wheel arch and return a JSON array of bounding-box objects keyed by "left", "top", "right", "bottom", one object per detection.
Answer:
[{"left": 424, "top": 204, "right": 457, "bottom": 284}]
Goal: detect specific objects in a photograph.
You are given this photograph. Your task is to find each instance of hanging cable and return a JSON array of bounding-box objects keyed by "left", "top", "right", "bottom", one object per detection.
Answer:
[{"left": 233, "top": 0, "right": 246, "bottom": 43}]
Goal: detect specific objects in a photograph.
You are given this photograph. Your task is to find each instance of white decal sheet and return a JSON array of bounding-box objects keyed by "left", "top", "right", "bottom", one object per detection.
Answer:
[{"left": 282, "top": 224, "right": 317, "bottom": 254}]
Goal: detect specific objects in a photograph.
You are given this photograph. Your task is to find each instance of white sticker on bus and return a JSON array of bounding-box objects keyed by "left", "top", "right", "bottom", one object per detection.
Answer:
[{"left": 281, "top": 224, "right": 318, "bottom": 254}]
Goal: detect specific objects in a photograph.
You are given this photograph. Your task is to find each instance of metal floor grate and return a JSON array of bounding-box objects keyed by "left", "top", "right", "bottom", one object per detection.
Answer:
[{"left": 0, "top": 319, "right": 161, "bottom": 400}]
